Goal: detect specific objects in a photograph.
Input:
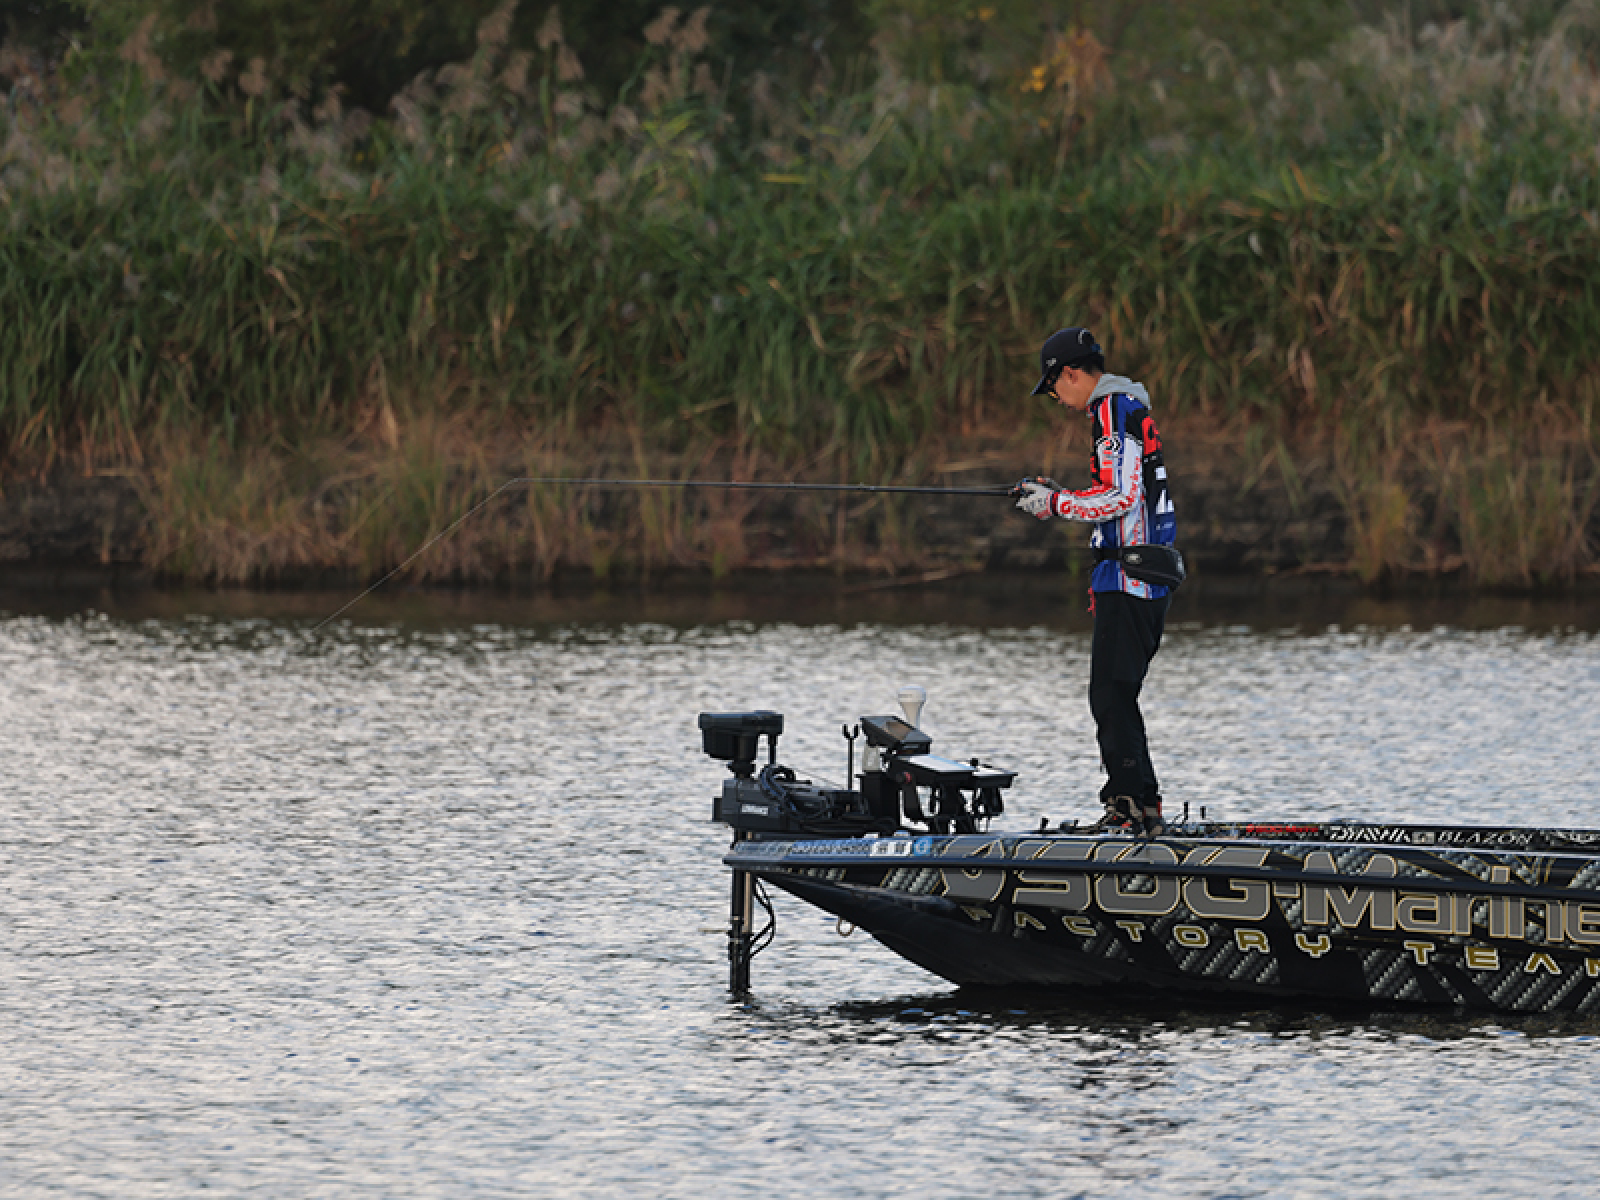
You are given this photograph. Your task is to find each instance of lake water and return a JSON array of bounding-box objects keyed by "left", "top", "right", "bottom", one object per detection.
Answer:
[{"left": 3, "top": 580, "right": 1599, "bottom": 1198}]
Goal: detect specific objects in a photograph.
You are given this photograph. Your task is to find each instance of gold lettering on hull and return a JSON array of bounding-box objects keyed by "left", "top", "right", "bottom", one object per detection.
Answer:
[
  {"left": 1182, "top": 847, "right": 1271, "bottom": 921},
  {"left": 940, "top": 840, "right": 1600, "bottom": 970},
  {"left": 1234, "top": 928, "right": 1270, "bottom": 954},
  {"left": 1488, "top": 867, "right": 1524, "bottom": 940},
  {"left": 1541, "top": 900, "right": 1563, "bottom": 944},
  {"left": 940, "top": 839, "right": 1007, "bottom": 904},
  {"left": 1093, "top": 843, "right": 1181, "bottom": 916},
  {"left": 1013, "top": 841, "right": 1094, "bottom": 912},
  {"left": 1302, "top": 852, "right": 1398, "bottom": 930},
  {"left": 1295, "top": 933, "right": 1332, "bottom": 958},
  {"left": 1570, "top": 904, "right": 1600, "bottom": 945},
  {"left": 1397, "top": 894, "right": 1452, "bottom": 936},
  {"left": 1465, "top": 946, "right": 1500, "bottom": 970}
]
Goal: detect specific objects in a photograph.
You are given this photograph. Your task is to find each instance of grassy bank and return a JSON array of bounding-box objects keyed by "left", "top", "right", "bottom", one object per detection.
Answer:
[{"left": 2, "top": 4, "right": 1598, "bottom": 585}]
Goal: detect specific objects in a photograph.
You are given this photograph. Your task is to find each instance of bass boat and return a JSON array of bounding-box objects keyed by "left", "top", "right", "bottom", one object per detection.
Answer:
[{"left": 703, "top": 694, "right": 1600, "bottom": 1013}]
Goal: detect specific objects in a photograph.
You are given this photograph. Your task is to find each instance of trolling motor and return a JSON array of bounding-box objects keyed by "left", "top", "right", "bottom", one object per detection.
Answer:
[
  {"left": 701, "top": 690, "right": 1017, "bottom": 995},
  {"left": 699, "top": 708, "right": 886, "bottom": 995},
  {"left": 698, "top": 710, "right": 783, "bottom": 779},
  {"left": 700, "top": 691, "right": 1016, "bottom": 839},
  {"left": 700, "top": 710, "right": 898, "bottom": 836}
]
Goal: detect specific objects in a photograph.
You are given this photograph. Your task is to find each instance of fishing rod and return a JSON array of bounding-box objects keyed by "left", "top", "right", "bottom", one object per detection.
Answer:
[
  {"left": 512, "top": 477, "right": 1018, "bottom": 496},
  {"left": 309, "top": 475, "right": 1019, "bottom": 633}
]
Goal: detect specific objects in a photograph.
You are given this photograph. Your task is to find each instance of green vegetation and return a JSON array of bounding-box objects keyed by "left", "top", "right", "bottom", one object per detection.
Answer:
[{"left": 2, "top": 0, "right": 1598, "bottom": 586}]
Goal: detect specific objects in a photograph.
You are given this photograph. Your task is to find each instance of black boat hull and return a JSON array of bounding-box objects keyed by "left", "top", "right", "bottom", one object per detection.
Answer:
[{"left": 732, "top": 828, "right": 1600, "bottom": 1013}]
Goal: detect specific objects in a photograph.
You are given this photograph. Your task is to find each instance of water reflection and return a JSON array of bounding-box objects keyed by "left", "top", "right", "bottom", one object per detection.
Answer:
[
  {"left": 822, "top": 989, "right": 1600, "bottom": 1043},
  {"left": 4, "top": 573, "right": 1600, "bottom": 633},
  {"left": 2, "top": 585, "right": 1599, "bottom": 1198}
]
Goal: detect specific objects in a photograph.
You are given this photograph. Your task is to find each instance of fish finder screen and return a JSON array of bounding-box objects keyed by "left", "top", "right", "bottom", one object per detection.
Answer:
[{"left": 860, "top": 713, "right": 930, "bottom": 753}]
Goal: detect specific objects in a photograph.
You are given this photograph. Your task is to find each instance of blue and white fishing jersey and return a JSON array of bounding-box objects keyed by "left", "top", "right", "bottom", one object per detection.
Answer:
[{"left": 1043, "top": 377, "right": 1178, "bottom": 599}]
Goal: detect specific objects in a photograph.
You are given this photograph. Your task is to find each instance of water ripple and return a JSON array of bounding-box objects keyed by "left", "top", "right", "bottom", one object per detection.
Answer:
[{"left": 1, "top": 599, "right": 1597, "bottom": 1197}]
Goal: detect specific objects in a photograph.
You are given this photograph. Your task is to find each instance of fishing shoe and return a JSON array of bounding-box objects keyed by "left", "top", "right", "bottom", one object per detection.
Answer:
[
  {"left": 1137, "top": 796, "right": 1166, "bottom": 838},
  {"left": 1087, "top": 795, "right": 1139, "bottom": 833}
]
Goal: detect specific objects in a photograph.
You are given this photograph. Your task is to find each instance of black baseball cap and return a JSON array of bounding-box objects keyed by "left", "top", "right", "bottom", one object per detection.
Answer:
[{"left": 1030, "top": 327, "right": 1101, "bottom": 395}]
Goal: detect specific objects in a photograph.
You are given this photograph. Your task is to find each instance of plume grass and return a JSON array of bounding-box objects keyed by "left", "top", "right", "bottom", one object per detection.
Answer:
[{"left": 2, "top": 3, "right": 1598, "bottom": 584}]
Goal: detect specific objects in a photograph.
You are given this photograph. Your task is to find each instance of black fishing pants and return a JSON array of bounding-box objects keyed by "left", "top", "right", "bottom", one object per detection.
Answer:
[{"left": 1088, "top": 589, "right": 1170, "bottom": 803}]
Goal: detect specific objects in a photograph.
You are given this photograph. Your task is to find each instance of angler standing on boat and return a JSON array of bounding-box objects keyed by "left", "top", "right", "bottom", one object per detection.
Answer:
[{"left": 1014, "top": 328, "right": 1181, "bottom": 835}]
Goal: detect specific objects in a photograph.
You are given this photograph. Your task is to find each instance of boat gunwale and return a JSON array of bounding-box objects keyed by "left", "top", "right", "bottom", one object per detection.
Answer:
[{"left": 724, "top": 840, "right": 1600, "bottom": 907}]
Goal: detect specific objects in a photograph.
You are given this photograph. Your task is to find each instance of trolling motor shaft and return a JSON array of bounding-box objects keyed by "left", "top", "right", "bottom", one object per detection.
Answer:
[
  {"left": 728, "top": 848, "right": 756, "bottom": 996},
  {"left": 701, "top": 697, "right": 1016, "bottom": 995}
]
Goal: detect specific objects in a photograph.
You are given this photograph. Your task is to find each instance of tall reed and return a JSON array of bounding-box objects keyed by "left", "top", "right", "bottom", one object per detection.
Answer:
[{"left": 1, "top": 3, "right": 1596, "bottom": 583}]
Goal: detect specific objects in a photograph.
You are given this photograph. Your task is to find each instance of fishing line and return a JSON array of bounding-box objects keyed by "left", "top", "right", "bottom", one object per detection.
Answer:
[
  {"left": 309, "top": 475, "right": 1017, "bottom": 632},
  {"left": 513, "top": 477, "right": 1016, "bottom": 496},
  {"left": 309, "top": 477, "right": 525, "bottom": 635}
]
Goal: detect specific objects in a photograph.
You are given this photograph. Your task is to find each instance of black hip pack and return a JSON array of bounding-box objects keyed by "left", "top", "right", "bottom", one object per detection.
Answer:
[{"left": 1095, "top": 544, "right": 1186, "bottom": 590}]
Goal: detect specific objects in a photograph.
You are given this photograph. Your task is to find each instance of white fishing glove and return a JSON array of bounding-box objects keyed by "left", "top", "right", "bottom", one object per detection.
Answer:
[{"left": 1013, "top": 479, "right": 1057, "bottom": 520}]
